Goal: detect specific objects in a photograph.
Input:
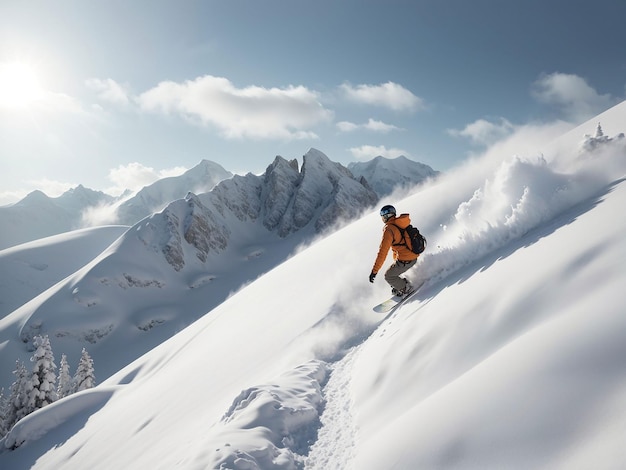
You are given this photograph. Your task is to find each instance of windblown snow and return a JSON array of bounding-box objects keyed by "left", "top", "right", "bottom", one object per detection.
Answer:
[{"left": 0, "top": 102, "right": 625, "bottom": 469}]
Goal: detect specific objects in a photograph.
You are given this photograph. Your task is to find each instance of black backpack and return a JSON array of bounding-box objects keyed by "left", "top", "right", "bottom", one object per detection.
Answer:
[{"left": 392, "top": 224, "right": 427, "bottom": 254}]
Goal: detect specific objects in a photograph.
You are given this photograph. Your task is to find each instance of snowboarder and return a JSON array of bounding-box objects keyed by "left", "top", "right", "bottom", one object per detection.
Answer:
[{"left": 369, "top": 205, "right": 418, "bottom": 296}]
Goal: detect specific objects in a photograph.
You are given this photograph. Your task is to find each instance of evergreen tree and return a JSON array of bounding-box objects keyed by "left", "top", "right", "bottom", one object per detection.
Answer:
[
  {"left": 57, "top": 354, "right": 73, "bottom": 399},
  {"left": 5, "top": 360, "right": 29, "bottom": 432},
  {"left": 73, "top": 348, "right": 96, "bottom": 392},
  {"left": 595, "top": 122, "right": 604, "bottom": 138},
  {"left": 0, "top": 388, "right": 7, "bottom": 437},
  {"left": 24, "top": 335, "right": 58, "bottom": 415}
]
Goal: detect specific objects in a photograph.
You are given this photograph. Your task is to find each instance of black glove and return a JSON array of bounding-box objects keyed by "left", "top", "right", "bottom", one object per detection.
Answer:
[{"left": 369, "top": 272, "right": 376, "bottom": 283}]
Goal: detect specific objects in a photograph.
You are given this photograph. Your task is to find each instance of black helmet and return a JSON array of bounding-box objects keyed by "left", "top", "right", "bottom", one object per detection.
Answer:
[{"left": 380, "top": 205, "right": 396, "bottom": 221}]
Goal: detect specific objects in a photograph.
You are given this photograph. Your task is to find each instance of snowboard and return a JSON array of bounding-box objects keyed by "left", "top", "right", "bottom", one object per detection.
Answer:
[{"left": 373, "top": 282, "right": 424, "bottom": 313}]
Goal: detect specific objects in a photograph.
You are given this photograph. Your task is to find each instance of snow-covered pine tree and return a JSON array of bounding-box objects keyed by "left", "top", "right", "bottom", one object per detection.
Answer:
[
  {"left": 4, "top": 360, "right": 29, "bottom": 432},
  {"left": 57, "top": 354, "right": 73, "bottom": 399},
  {"left": 24, "top": 335, "right": 58, "bottom": 415},
  {"left": 595, "top": 122, "right": 604, "bottom": 138},
  {"left": 0, "top": 388, "right": 7, "bottom": 437},
  {"left": 73, "top": 348, "right": 96, "bottom": 392}
]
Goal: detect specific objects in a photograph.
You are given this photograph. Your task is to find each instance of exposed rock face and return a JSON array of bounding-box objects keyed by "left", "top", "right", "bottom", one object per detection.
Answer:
[
  {"left": 136, "top": 148, "right": 379, "bottom": 271},
  {"left": 136, "top": 193, "right": 230, "bottom": 271},
  {"left": 182, "top": 194, "right": 229, "bottom": 263},
  {"left": 261, "top": 157, "right": 300, "bottom": 231}
]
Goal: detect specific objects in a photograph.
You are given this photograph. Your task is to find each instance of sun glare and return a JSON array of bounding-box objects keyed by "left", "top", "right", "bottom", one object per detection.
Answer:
[{"left": 0, "top": 61, "right": 45, "bottom": 110}]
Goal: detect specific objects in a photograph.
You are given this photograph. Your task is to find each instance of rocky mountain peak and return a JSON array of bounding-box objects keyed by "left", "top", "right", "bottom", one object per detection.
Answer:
[{"left": 130, "top": 149, "right": 380, "bottom": 271}]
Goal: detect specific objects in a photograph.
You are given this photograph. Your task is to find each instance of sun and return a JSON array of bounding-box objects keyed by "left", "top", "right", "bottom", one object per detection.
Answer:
[{"left": 0, "top": 61, "right": 45, "bottom": 110}]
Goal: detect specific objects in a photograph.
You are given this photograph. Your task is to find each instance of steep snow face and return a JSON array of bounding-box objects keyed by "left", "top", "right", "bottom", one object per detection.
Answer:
[{"left": 348, "top": 155, "right": 439, "bottom": 197}]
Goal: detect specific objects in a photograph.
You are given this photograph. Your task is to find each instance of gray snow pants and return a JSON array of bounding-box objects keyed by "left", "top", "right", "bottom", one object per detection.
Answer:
[{"left": 384, "top": 258, "right": 417, "bottom": 291}]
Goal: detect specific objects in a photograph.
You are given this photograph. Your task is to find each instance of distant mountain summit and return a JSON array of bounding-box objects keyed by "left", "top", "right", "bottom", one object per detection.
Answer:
[
  {"left": 115, "top": 160, "right": 232, "bottom": 226},
  {"left": 56, "top": 185, "right": 116, "bottom": 213},
  {"left": 348, "top": 155, "right": 438, "bottom": 197},
  {"left": 0, "top": 187, "right": 114, "bottom": 249}
]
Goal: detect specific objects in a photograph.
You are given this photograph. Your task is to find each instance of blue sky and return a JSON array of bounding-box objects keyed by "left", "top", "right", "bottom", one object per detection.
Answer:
[{"left": 1, "top": 0, "right": 625, "bottom": 204}]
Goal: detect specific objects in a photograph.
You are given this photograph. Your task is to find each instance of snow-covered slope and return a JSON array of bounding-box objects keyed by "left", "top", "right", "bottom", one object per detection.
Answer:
[
  {"left": 0, "top": 226, "right": 128, "bottom": 319},
  {"left": 348, "top": 155, "right": 439, "bottom": 197},
  {"left": 1, "top": 102, "right": 625, "bottom": 469},
  {"left": 351, "top": 180, "right": 626, "bottom": 469}
]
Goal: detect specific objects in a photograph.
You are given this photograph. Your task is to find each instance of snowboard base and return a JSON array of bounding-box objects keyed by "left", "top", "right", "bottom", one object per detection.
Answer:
[{"left": 373, "top": 282, "right": 424, "bottom": 313}]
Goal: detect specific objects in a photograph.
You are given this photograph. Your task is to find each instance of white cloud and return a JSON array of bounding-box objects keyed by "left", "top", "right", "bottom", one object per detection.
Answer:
[
  {"left": 337, "top": 121, "right": 359, "bottom": 132},
  {"left": 448, "top": 118, "right": 515, "bottom": 146},
  {"left": 86, "top": 78, "right": 131, "bottom": 105},
  {"left": 349, "top": 144, "right": 410, "bottom": 161},
  {"left": 364, "top": 118, "right": 401, "bottom": 132},
  {"left": 106, "top": 162, "right": 187, "bottom": 195},
  {"left": 137, "top": 75, "right": 333, "bottom": 140},
  {"left": 531, "top": 72, "right": 616, "bottom": 122},
  {"left": 339, "top": 82, "right": 424, "bottom": 112},
  {"left": 337, "top": 118, "right": 401, "bottom": 133}
]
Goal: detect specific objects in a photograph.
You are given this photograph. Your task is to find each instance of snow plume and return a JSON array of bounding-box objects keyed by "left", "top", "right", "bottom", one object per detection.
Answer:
[
  {"left": 80, "top": 201, "right": 121, "bottom": 226},
  {"left": 289, "top": 296, "right": 379, "bottom": 365},
  {"left": 414, "top": 117, "right": 626, "bottom": 288}
]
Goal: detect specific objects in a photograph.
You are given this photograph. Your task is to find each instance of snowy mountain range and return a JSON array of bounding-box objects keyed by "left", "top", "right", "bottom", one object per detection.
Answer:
[
  {"left": 0, "top": 151, "right": 434, "bottom": 250},
  {"left": 0, "top": 102, "right": 625, "bottom": 469},
  {"left": 0, "top": 186, "right": 116, "bottom": 250},
  {"left": 0, "top": 160, "right": 232, "bottom": 250}
]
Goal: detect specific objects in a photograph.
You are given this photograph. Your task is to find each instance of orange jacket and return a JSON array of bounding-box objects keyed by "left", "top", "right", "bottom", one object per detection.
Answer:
[{"left": 371, "top": 213, "right": 419, "bottom": 274}]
